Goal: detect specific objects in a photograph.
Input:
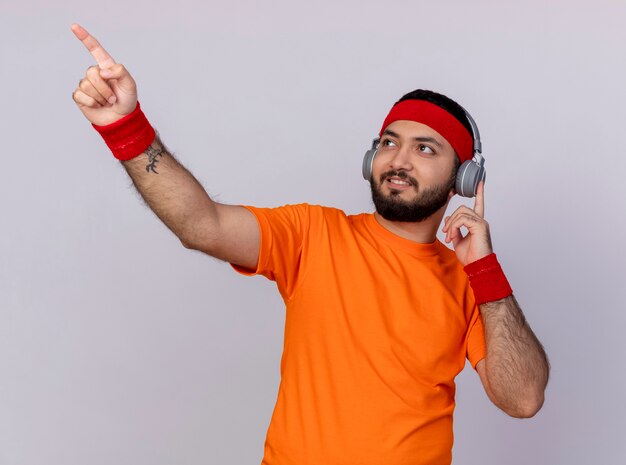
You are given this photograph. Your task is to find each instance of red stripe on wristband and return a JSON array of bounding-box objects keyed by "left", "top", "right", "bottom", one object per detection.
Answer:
[
  {"left": 463, "top": 253, "right": 513, "bottom": 305},
  {"left": 92, "top": 101, "right": 156, "bottom": 161}
]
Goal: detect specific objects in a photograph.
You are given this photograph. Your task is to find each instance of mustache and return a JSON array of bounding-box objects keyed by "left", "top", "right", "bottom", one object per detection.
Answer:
[{"left": 379, "top": 170, "right": 418, "bottom": 187}]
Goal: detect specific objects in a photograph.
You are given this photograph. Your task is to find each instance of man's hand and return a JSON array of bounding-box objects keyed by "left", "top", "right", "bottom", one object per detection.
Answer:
[
  {"left": 443, "top": 181, "right": 549, "bottom": 417},
  {"left": 441, "top": 181, "right": 493, "bottom": 265},
  {"left": 71, "top": 23, "right": 137, "bottom": 126},
  {"left": 70, "top": 24, "right": 261, "bottom": 269}
]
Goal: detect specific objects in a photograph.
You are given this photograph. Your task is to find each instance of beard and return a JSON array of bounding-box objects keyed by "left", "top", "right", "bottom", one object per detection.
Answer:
[{"left": 370, "top": 168, "right": 456, "bottom": 222}]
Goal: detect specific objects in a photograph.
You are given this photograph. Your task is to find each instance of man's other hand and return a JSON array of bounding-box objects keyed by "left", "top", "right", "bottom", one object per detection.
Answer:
[
  {"left": 71, "top": 23, "right": 138, "bottom": 126},
  {"left": 442, "top": 181, "right": 493, "bottom": 266}
]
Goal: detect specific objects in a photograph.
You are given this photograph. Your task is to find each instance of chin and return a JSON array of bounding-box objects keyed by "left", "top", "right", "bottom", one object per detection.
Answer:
[{"left": 370, "top": 180, "right": 451, "bottom": 223}]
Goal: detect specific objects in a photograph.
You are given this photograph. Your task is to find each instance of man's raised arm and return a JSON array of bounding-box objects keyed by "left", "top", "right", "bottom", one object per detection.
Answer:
[{"left": 70, "top": 24, "right": 259, "bottom": 269}]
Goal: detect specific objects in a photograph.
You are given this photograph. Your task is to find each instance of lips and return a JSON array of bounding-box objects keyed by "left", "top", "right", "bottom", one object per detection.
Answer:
[
  {"left": 381, "top": 171, "right": 416, "bottom": 190},
  {"left": 388, "top": 177, "right": 411, "bottom": 186}
]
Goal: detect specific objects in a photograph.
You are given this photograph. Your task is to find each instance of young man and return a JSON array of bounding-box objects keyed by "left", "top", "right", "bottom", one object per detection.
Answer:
[{"left": 71, "top": 24, "right": 549, "bottom": 465}]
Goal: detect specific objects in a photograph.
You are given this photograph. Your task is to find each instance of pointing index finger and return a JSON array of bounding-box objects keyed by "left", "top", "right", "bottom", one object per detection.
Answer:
[
  {"left": 474, "top": 180, "right": 485, "bottom": 218},
  {"left": 71, "top": 23, "right": 116, "bottom": 69}
]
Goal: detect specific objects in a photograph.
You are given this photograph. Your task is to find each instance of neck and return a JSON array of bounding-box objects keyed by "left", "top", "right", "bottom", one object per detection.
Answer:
[{"left": 373, "top": 203, "right": 449, "bottom": 244}]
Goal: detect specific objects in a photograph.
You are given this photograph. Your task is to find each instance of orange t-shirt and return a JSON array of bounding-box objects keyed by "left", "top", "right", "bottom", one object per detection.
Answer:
[{"left": 232, "top": 204, "right": 486, "bottom": 465}]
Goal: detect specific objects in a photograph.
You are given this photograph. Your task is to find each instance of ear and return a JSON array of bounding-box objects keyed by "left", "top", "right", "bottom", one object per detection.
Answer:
[{"left": 447, "top": 187, "right": 456, "bottom": 200}]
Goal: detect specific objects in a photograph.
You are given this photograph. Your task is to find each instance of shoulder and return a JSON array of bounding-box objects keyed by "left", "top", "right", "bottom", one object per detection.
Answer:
[
  {"left": 250, "top": 203, "right": 354, "bottom": 229},
  {"left": 289, "top": 203, "right": 353, "bottom": 222},
  {"left": 249, "top": 203, "right": 369, "bottom": 235},
  {"left": 310, "top": 205, "right": 369, "bottom": 230},
  {"left": 257, "top": 203, "right": 339, "bottom": 214}
]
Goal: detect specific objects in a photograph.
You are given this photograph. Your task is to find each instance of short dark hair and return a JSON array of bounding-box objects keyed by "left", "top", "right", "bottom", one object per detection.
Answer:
[{"left": 396, "top": 89, "right": 473, "bottom": 138}]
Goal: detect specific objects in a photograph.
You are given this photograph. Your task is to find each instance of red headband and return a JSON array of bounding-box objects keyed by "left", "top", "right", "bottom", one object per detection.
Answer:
[{"left": 379, "top": 100, "right": 474, "bottom": 162}]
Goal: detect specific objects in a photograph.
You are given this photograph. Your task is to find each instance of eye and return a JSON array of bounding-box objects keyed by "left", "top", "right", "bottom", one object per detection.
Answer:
[
  {"left": 418, "top": 144, "right": 435, "bottom": 154},
  {"left": 380, "top": 138, "right": 397, "bottom": 148}
]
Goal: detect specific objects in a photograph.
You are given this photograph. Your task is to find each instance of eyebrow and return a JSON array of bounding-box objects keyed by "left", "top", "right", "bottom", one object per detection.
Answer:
[{"left": 382, "top": 129, "right": 443, "bottom": 147}]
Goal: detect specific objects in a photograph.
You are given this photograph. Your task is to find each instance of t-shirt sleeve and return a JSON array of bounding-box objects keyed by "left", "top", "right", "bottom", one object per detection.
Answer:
[
  {"left": 466, "top": 310, "right": 486, "bottom": 369},
  {"left": 465, "top": 285, "right": 487, "bottom": 369},
  {"left": 230, "top": 203, "right": 310, "bottom": 300}
]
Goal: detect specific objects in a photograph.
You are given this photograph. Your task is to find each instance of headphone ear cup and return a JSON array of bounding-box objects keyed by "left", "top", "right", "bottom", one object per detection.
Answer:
[
  {"left": 456, "top": 160, "right": 486, "bottom": 197},
  {"left": 362, "top": 148, "right": 378, "bottom": 181}
]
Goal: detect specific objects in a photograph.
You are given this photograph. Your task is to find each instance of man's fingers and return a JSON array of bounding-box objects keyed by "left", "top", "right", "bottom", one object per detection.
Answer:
[
  {"left": 79, "top": 77, "right": 108, "bottom": 106},
  {"left": 474, "top": 180, "right": 485, "bottom": 218},
  {"left": 99, "top": 63, "right": 128, "bottom": 81},
  {"left": 72, "top": 89, "right": 102, "bottom": 108},
  {"left": 444, "top": 212, "right": 486, "bottom": 243},
  {"left": 442, "top": 206, "right": 472, "bottom": 232},
  {"left": 71, "top": 23, "right": 116, "bottom": 69},
  {"left": 445, "top": 214, "right": 473, "bottom": 243},
  {"left": 86, "top": 66, "right": 117, "bottom": 104},
  {"left": 98, "top": 64, "right": 137, "bottom": 97},
  {"left": 451, "top": 232, "right": 464, "bottom": 249}
]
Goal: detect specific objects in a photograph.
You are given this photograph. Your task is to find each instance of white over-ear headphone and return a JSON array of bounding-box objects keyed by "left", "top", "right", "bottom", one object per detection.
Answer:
[{"left": 362, "top": 105, "right": 485, "bottom": 198}]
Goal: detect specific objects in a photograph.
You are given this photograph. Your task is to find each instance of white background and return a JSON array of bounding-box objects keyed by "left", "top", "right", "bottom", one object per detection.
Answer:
[{"left": 1, "top": 1, "right": 625, "bottom": 463}]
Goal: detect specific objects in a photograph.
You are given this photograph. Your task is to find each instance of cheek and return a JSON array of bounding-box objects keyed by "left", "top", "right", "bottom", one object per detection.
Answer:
[
  {"left": 427, "top": 159, "right": 457, "bottom": 183},
  {"left": 422, "top": 165, "right": 450, "bottom": 181},
  {"left": 371, "top": 153, "right": 388, "bottom": 178},
  {"left": 372, "top": 149, "right": 401, "bottom": 170}
]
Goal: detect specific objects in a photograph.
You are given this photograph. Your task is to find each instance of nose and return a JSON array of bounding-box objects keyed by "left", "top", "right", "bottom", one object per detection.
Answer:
[{"left": 387, "top": 144, "right": 413, "bottom": 172}]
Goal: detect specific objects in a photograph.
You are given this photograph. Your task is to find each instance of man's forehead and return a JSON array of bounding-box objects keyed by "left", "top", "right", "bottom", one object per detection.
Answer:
[
  {"left": 382, "top": 120, "right": 451, "bottom": 148},
  {"left": 378, "top": 100, "right": 473, "bottom": 161}
]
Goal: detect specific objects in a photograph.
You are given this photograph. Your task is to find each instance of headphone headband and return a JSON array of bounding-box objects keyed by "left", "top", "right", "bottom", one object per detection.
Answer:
[{"left": 457, "top": 104, "right": 482, "bottom": 155}]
